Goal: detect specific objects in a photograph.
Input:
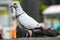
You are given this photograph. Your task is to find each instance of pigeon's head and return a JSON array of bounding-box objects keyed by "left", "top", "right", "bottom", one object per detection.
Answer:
[
  {"left": 11, "top": 2, "right": 19, "bottom": 9},
  {"left": 11, "top": 1, "right": 24, "bottom": 16}
]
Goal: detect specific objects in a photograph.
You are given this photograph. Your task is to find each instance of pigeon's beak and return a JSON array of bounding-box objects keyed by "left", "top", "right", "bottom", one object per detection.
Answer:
[{"left": 10, "top": 5, "right": 13, "bottom": 8}]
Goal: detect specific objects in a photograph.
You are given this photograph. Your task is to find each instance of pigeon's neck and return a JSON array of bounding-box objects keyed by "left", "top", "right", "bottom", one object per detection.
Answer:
[{"left": 16, "top": 5, "right": 24, "bottom": 16}]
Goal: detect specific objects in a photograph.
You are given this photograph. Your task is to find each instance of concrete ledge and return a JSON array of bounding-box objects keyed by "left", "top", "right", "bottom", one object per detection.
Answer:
[{"left": 1, "top": 37, "right": 60, "bottom": 40}]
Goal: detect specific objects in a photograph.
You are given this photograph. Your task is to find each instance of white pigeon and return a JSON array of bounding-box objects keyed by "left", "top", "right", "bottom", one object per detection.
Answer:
[{"left": 12, "top": 2, "right": 42, "bottom": 29}]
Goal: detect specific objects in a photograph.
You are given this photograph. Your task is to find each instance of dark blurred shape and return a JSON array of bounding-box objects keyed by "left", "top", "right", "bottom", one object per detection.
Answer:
[
  {"left": 0, "top": 30, "right": 3, "bottom": 39},
  {"left": 40, "top": 0, "right": 52, "bottom": 6},
  {"left": 22, "top": 0, "right": 40, "bottom": 22},
  {"left": 40, "top": 0, "right": 60, "bottom": 6},
  {"left": 55, "top": 0, "right": 60, "bottom": 4}
]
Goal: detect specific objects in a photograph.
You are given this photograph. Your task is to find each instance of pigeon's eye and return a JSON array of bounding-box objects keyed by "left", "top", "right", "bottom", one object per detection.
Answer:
[{"left": 14, "top": 3, "right": 17, "bottom": 5}]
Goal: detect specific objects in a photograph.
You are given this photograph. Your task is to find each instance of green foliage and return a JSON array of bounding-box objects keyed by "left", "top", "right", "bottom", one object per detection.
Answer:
[
  {"left": 40, "top": 5, "right": 48, "bottom": 11},
  {"left": 39, "top": 1, "right": 48, "bottom": 22},
  {"left": 13, "top": 0, "right": 21, "bottom": 1},
  {"left": 39, "top": 2, "right": 48, "bottom": 11},
  {"left": 13, "top": 0, "right": 22, "bottom": 4}
]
